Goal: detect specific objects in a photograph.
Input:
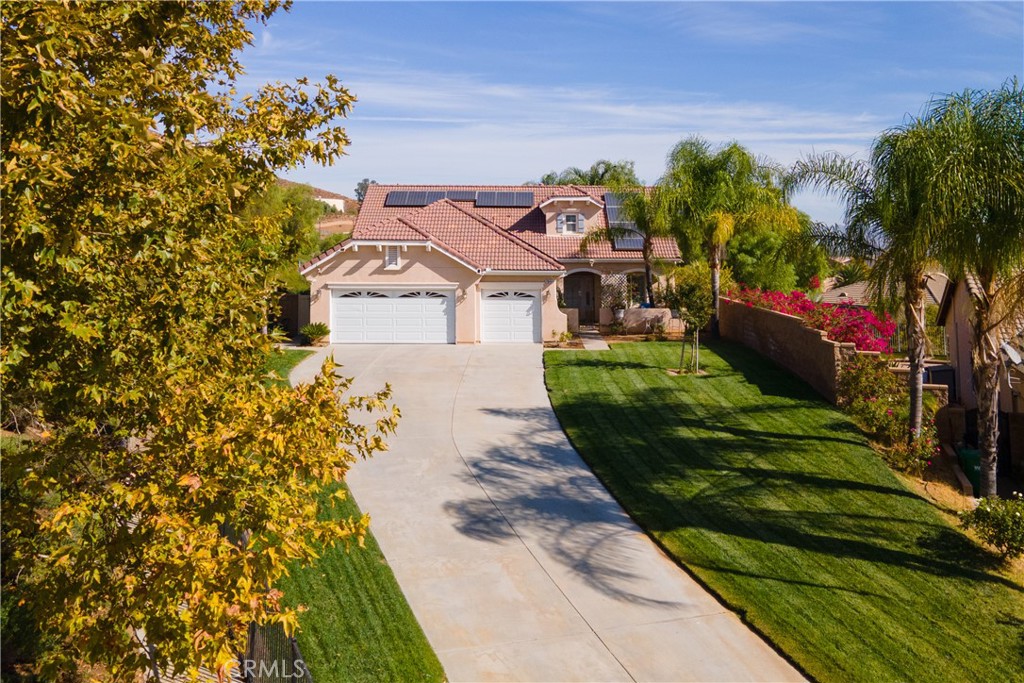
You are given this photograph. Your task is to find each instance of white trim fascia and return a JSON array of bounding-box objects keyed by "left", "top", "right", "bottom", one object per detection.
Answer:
[
  {"left": 479, "top": 281, "right": 544, "bottom": 291},
  {"left": 538, "top": 196, "right": 602, "bottom": 210},
  {"left": 560, "top": 258, "right": 659, "bottom": 263},
  {"left": 482, "top": 270, "right": 565, "bottom": 276},
  {"left": 326, "top": 283, "right": 459, "bottom": 291},
  {"left": 301, "top": 240, "right": 482, "bottom": 275}
]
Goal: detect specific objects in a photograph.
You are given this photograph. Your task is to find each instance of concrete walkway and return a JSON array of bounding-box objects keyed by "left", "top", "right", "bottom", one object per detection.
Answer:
[
  {"left": 579, "top": 329, "right": 611, "bottom": 350},
  {"left": 291, "top": 345, "right": 803, "bottom": 682}
]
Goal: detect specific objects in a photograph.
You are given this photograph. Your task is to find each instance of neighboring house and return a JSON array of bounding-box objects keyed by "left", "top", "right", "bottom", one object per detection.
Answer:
[
  {"left": 819, "top": 272, "right": 948, "bottom": 307},
  {"left": 277, "top": 178, "right": 356, "bottom": 212},
  {"left": 937, "top": 276, "right": 1024, "bottom": 478},
  {"left": 299, "top": 184, "right": 681, "bottom": 344}
]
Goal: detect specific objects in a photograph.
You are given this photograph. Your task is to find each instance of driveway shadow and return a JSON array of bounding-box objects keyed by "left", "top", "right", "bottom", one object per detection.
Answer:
[{"left": 444, "top": 406, "right": 683, "bottom": 609}]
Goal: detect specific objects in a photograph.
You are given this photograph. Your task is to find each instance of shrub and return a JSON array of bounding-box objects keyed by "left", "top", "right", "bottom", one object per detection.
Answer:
[
  {"left": 837, "top": 354, "right": 903, "bottom": 441},
  {"left": 729, "top": 288, "right": 895, "bottom": 352},
  {"left": 299, "top": 322, "right": 330, "bottom": 344},
  {"left": 959, "top": 492, "right": 1024, "bottom": 560},
  {"left": 883, "top": 421, "right": 940, "bottom": 477}
]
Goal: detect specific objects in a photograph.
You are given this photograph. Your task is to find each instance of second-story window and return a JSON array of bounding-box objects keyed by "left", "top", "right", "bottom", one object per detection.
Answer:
[{"left": 557, "top": 212, "right": 584, "bottom": 234}]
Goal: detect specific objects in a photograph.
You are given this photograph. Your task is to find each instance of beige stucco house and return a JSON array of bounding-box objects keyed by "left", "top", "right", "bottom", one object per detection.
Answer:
[
  {"left": 299, "top": 184, "right": 680, "bottom": 344},
  {"left": 937, "top": 276, "right": 1024, "bottom": 480}
]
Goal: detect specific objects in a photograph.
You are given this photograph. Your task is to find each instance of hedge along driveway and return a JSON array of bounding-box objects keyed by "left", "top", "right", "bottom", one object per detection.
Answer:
[{"left": 545, "top": 341, "right": 1024, "bottom": 683}]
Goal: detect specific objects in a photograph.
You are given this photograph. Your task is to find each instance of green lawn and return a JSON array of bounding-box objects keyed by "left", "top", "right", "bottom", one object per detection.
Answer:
[
  {"left": 545, "top": 341, "right": 1023, "bottom": 683},
  {"left": 265, "top": 348, "right": 314, "bottom": 388},
  {"left": 265, "top": 347, "right": 444, "bottom": 682},
  {"left": 279, "top": 485, "right": 445, "bottom": 683}
]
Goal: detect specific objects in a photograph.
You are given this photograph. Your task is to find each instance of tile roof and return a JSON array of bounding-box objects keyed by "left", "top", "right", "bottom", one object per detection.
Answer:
[
  {"left": 355, "top": 184, "right": 681, "bottom": 262},
  {"left": 359, "top": 200, "right": 564, "bottom": 272}
]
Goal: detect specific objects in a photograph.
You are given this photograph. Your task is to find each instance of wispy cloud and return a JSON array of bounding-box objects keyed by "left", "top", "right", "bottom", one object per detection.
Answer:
[
  {"left": 957, "top": 1, "right": 1024, "bottom": 38},
  {"left": 628, "top": 1, "right": 870, "bottom": 46},
  {"left": 272, "top": 64, "right": 873, "bottom": 224}
]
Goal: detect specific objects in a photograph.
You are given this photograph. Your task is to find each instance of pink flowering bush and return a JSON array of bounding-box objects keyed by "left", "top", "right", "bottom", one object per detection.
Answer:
[
  {"left": 730, "top": 288, "right": 895, "bottom": 352},
  {"left": 885, "top": 421, "right": 941, "bottom": 477}
]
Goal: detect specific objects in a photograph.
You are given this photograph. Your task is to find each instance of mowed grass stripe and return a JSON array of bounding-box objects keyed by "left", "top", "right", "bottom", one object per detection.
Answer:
[
  {"left": 544, "top": 341, "right": 1023, "bottom": 683},
  {"left": 279, "top": 486, "right": 445, "bottom": 683}
]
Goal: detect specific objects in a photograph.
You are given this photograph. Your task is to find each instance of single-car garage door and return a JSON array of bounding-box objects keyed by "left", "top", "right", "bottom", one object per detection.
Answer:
[
  {"left": 330, "top": 289, "right": 454, "bottom": 343},
  {"left": 481, "top": 290, "right": 540, "bottom": 343}
]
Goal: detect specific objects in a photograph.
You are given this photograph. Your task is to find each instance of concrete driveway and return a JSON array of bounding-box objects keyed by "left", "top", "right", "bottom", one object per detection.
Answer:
[{"left": 291, "top": 344, "right": 803, "bottom": 682}]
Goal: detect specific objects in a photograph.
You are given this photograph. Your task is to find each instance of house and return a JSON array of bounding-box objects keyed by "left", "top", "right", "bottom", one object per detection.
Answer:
[
  {"left": 937, "top": 276, "right": 1024, "bottom": 481},
  {"left": 819, "top": 272, "right": 948, "bottom": 307},
  {"left": 277, "top": 178, "right": 356, "bottom": 213},
  {"left": 299, "top": 184, "right": 681, "bottom": 344}
]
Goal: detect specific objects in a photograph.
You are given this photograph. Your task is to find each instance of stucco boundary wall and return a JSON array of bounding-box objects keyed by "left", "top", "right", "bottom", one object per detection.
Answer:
[{"left": 719, "top": 297, "right": 949, "bottom": 406}]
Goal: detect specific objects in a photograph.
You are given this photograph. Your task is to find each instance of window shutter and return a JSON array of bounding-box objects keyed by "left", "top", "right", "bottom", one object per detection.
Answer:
[
  {"left": 556, "top": 213, "right": 565, "bottom": 233},
  {"left": 575, "top": 213, "right": 585, "bottom": 233}
]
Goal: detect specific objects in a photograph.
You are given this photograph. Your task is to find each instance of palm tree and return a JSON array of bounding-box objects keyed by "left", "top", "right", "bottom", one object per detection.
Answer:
[
  {"left": 833, "top": 259, "right": 871, "bottom": 286},
  {"left": 926, "top": 83, "right": 1024, "bottom": 498},
  {"left": 539, "top": 159, "right": 640, "bottom": 186},
  {"left": 666, "top": 137, "right": 799, "bottom": 337},
  {"left": 581, "top": 182, "right": 674, "bottom": 305},
  {"left": 791, "top": 123, "right": 939, "bottom": 444}
]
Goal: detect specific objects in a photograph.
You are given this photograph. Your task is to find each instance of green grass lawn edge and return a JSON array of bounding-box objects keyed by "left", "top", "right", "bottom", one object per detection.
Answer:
[
  {"left": 278, "top": 484, "right": 446, "bottom": 683},
  {"left": 544, "top": 340, "right": 1024, "bottom": 683},
  {"left": 269, "top": 346, "right": 445, "bottom": 682}
]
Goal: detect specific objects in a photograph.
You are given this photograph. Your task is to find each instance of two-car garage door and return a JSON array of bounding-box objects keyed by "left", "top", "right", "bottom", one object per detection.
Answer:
[
  {"left": 331, "top": 289, "right": 454, "bottom": 343},
  {"left": 329, "top": 287, "right": 540, "bottom": 344}
]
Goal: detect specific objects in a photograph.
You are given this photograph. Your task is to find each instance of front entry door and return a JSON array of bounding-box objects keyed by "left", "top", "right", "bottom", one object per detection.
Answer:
[{"left": 564, "top": 273, "right": 598, "bottom": 324}]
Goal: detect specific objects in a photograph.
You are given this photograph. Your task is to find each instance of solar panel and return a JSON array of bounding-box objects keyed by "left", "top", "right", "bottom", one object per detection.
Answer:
[
  {"left": 388, "top": 189, "right": 535, "bottom": 208},
  {"left": 475, "top": 191, "right": 498, "bottom": 207},
  {"left": 385, "top": 190, "right": 449, "bottom": 206},
  {"left": 511, "top": 191, "right": 534, "bottom": 207},
  {"left": 475, "top": 190, "right": 535, "bottom": 207},
  {"left": 613, "top": 230, "right": 644, "bottom": 250}
]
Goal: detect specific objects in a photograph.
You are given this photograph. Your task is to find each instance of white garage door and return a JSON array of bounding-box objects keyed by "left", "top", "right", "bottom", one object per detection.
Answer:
[
  {"left": 330, "top": 289, "right": 454, "bottom": 344},
  {"left": 481, "top": 290, "right": 540, "bottom": 343}
]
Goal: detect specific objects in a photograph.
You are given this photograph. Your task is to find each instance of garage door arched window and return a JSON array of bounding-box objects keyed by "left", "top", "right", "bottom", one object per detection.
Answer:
[
  {"left": 485, "top": 291, "right": 535, "bottom": 299},
  {"left": 481, "top": 289, "right": 540, "bottom": 343}
]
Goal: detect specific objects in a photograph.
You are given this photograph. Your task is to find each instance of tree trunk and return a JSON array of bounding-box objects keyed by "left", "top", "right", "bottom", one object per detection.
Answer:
[
  {"left": 972, "top": 320, "right": 1003, "bottom": 498},
  {"left": 644, "top": 261, "right": 655, "bottom": 306},
  {"left": 904, "top": 280, "right": 928, "bottom": 443},
  {"left": 679, "top": 329, "right": 687, "bottom": 372},
  {"left": 693, "top": 328, "right": 700, "bottom": 372},
  {"left": 710, "top": 253, "right": 721, "bottom": 339}
]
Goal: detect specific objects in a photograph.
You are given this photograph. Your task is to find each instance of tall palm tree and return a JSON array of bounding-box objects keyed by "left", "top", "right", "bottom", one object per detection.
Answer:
[
  {"left": 927, "top": 83, "right": 1024, "bottom": 498},
  {"left": 667, "top": 137, "right": 799, "bottom": 337},
  {"left": 581, "top": 182, "right": 674, "bottom": 305},
  {"left": 539, "top": 159, "right": 640, "bottom": 186},
  {"left": 791, "top": 121, "right": 939, "bottom": 443}
]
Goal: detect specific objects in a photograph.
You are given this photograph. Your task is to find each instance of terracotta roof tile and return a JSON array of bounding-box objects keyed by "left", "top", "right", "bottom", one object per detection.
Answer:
[
  {"left": 303, "top": 184, "right": 681, "bottom": 271},
  {"left": 355, "top": 184, "right": 680, "bottom": 262},
  {"left": 357, "top": 200, "right": 563, "bottom": 272}
]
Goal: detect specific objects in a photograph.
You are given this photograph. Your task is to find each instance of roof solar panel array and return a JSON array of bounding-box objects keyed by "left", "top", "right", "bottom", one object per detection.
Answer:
[
  {"left": 604, "top": 193, "right": 642, "bottom": 250},
  {"left": 384, "top": 189, "right": 536, "bottom": 208}
]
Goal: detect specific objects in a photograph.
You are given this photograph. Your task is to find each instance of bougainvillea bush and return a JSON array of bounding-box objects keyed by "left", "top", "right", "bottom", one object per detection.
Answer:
[{"left": 729, "top": 288, "right": 895, "bottom": 352}]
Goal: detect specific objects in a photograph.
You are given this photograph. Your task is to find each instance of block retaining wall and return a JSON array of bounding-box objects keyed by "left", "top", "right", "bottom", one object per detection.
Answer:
[{"left": 719, "top": 297, "right": 947, "bottom": 406}]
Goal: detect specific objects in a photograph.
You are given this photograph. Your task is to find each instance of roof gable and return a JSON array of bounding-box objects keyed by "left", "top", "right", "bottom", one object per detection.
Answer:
[{"left": 296, "top": 183, "right": 683, "bottom": 269}]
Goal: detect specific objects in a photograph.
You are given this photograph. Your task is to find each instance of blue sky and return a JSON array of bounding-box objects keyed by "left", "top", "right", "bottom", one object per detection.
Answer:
[{"left": 241, "top": 1, "right": 1023, "bottom": 224}]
